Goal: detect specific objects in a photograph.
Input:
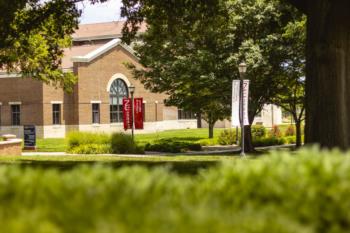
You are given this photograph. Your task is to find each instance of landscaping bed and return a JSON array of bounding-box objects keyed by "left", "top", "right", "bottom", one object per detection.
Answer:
[{"left": 0, "top": 149, "right": 349, "bottom": 233}]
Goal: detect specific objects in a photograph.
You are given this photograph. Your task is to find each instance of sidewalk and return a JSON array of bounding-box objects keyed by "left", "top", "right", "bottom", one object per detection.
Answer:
[{"left": 22, "top": 144, "right": 295, "bottom": 157}]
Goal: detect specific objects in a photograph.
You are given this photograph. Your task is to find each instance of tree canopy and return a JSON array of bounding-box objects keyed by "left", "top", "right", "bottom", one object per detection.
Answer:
[
  {"left": 121, "top": 0, "right": 304, "bottom": 148},
  {"left": 0, "top": 0, "right": 106, "bottom": 91}
]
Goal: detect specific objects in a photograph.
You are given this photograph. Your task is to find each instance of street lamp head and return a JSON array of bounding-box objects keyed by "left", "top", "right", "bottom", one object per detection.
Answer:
[
  {"left": 238, "top": 62, "right": 247, "bottom": 75},
  {"left": 129, "top": 84, "right": 135, "bottom": 94}
]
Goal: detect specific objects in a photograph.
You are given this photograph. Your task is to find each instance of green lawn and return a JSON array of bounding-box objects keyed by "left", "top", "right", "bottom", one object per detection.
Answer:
[{"left": 35, "top": 128, "right": 227, "bottom": 152}]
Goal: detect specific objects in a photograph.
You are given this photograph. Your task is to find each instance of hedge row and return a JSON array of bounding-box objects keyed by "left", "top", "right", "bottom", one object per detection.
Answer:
[{"left": 0, "top": 148, "right": 350, "bottom": 233}]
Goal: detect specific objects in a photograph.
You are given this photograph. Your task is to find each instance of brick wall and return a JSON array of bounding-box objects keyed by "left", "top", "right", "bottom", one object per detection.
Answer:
[
  {"left": 75, "top": 45, "right": 170, "bottom": 125},
  {"left": 0, "top": 78, "right": 43, "bottom": 126}
]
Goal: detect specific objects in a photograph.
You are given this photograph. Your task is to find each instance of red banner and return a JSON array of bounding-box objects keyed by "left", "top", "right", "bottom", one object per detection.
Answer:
[
  {"left": 134, "top": 98, "right": 144, "bottom": 129},
  {"left": 123, "top": 97, "right": 144, "bottom": 130},
  {"left": 123, "top": 98, "right": 132, "bottom": 130}
]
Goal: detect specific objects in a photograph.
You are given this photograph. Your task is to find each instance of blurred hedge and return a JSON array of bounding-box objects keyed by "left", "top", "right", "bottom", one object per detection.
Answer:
[{"left": 1, "top": 148, "right": 350, "bottom": 232}]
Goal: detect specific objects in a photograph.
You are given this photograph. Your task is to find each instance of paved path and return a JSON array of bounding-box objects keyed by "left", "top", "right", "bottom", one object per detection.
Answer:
[{"left": 22, "top": 144, "right": 295, "bottom": 157}]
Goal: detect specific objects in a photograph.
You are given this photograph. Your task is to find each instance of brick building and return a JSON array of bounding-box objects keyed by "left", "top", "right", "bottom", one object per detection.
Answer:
[
  {"left": 0, "top": 22, "right": 197, "bottom": 138},
  {"left": 0, "top": 21, "right": 282, "bottom": 138}
]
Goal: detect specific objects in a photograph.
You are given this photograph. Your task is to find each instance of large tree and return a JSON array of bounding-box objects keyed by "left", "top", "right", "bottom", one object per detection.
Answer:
[
  {"left": 124, "top": 0, "right": 233, "bottom": 138},
  {"left": 287, "top": 0, "right": 350, "bottom": 149},
  {"left": 121, "top": 0, "right": 303, "bottom": 151},
  {"left": 0, "top": 0, "right": 106, "bottom": 91},
  {"left": 272, "top": 17, "right": 306, "bottom": 147}
]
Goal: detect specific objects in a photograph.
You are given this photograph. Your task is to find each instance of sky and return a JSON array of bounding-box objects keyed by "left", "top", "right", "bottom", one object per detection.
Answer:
[{"left": 77, "top": 0, "right": 123, "bottom": 24}]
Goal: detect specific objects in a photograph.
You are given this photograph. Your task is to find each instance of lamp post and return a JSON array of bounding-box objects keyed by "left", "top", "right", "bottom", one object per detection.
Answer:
[
  {"left": 129, "top": 84, "right": 135, "bottom": 141},
  {"left": 238, "top": 62, "right": 247, "bottom": 156}
]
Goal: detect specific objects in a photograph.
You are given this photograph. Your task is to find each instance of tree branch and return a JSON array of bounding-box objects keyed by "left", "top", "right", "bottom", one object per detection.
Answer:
[{"left": 286, "top": 0, "right": 308, "bottom": 14}]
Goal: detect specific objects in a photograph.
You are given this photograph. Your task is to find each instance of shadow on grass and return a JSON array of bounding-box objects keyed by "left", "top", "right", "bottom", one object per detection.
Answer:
[{"left": 0, "top": 160, "right": 219, "bottom": 175}]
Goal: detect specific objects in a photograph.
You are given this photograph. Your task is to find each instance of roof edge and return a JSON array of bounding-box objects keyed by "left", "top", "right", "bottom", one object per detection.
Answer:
[{"left": 71, "top": 38, "right": 139, "bottom": 63}]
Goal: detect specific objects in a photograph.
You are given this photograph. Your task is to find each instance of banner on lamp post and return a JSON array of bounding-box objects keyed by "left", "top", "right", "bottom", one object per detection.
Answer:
[
  {"left": 123, "top": 98, "right": 132, "bottom": 130},
  {"left": 242, "top": 80, "right": 250, "bottom": 126},
  {"left": 134, "top": 98, "right": 144, "bottom": 129},
  {"left": 231, "top": 80, "right": 240, "bottom": 127}
]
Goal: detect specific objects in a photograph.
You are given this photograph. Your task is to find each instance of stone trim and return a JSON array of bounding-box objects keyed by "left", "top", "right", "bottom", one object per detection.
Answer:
[
  {"left": 90, "top": 100, "right": 102, "bottom": 104},
  {"left": 71, "top": 39, "right": 138, "bottom": 63},
  {"left": 9, "top": 101, "right": 22, "bottom": 105},
  {"left": 50, "top": 101, "right": 63, "bottom": 104},
  {"left": 106, "top": 73, "right": 131, "bottom": 92}
]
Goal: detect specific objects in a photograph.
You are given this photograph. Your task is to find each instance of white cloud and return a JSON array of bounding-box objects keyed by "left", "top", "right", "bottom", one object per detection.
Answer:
[{"left": 77, "top": 0, "right": 123, "bottom": 24}]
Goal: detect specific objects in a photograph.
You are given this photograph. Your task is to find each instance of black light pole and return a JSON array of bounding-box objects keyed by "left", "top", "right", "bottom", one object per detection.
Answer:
[
  {"left": 129, "top": 84, "right": 135, "bottom": 141},
  {"left": 238, "top": 62, "right": 247, "bottom": 156}
]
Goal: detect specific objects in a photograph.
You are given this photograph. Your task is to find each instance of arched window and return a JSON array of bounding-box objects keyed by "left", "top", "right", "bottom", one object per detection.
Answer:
[{"left": 110, "top": 79, "right": 129, "bottom": 123}]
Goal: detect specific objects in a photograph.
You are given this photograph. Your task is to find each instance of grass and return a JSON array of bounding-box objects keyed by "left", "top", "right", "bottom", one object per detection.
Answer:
[
  {"left": 34, "top": 128, "right": 226, "bottom": 152},
  {"left": 36, "top": 138, "right": 66, "bottom": 152}
]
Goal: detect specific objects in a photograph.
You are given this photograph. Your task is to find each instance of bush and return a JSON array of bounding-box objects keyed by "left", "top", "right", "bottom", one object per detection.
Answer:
[
  {"left": 111, "top": 133, "right": 144, "bottom": 154},
  {"left": 67, "top": 131, "right": 111, "bottom": 153},
  {"left": 217, "top": 129, "right": 237, "bottom": 145},
  {"left": 2, "top": 149, "right": 350, "bottom": 232},
  {"left": 67, "top": 131, "right": 110, "bottom": 148},
  {"left": 253, "top": 136, "right": 286, "bottom": 147},
  {"left": 69, "top": 144, "right": 111, "bottom": 154},
  {"left": 145, "top": 138, "right": 202, "bottom": 153},
  {"left": 269, "top": 125, "right": 282, "bottom": 138},
  {"left": 285, "top": 125, "right": 296, "bottom": 136},
  {"left": 251, "top": 125, "right": 266, "bottom": 138},
  {"left": 197, "top": 138, "right": 219, "bottom": 146},
  {"left": 284, "top": 136, "right": 296, "bottom": 144}
]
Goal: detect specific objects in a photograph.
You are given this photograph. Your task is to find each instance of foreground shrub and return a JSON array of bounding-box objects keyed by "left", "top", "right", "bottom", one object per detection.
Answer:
[
  {"left": 145, "top": 138, "right": 202, "bottom": 153},
  {"left": 218, "top": 129, "right": 237, "bottom": 145},
  {"left": 2, "top": 149, "right": 350, "bottom": 232},
  {"left": 111, "top": 133, "right": 144, "bottom": 154}
]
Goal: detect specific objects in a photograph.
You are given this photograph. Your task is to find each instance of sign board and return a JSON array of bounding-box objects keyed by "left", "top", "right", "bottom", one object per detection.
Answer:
[
  {"left": 24, "top": 125, "right": 36, "bottom": 148},
  {"left": 231, "top": 80, "right": 250, "bottom": 127},
  {"left": 134, "top": 98, "right": 144, "bottom": 129},
  {"left": 231, "top": 80, "right": 240, "bottom": 127},
  {"left": 123, "top": 98, "right": 132, "bottom": 130},
  {"left": 123, "top": 98, "right": 144, "bottom": 130},
  {"left": 242, "top": 80, "right": 250, "bottom": 126}
]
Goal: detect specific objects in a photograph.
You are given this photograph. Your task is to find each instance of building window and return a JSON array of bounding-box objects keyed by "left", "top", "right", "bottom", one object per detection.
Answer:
[
  {"left": 92, "top": 103, "right": 100, "bottom": 124},
  {"left": 52, "top": 104, "right": 61, "bottom": 125},
  {"left": 109, "top": 79, "right": 128, "bottom": 123},
  {"left": 178, "top": 109, "right": 196, "bottom": 120},
  {"left": 11, "top": 105, "right": 21, "bottom": 126}
]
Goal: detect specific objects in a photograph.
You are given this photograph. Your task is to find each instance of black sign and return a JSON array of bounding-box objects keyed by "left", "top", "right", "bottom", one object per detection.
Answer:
[{"left": 24, "top": 125, "right": 36, "bottom": 148}]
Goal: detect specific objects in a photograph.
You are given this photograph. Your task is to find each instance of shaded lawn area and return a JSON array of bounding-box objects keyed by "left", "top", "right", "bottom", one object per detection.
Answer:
[
  {"left": 35, "top": 128, "right": 227, "bottom": 152},
  {"left": 0, "top": 155, "right": 242, "bottom": 175}
]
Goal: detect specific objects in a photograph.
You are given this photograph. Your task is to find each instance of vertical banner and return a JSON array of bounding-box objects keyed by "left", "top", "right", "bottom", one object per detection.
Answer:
[
  {"left": 134, "top": 98, "right": 144, "bottom": 129},
  {"left": 231, "top": 80, "right": 241, "bottom": 127},
  {"left": 242, "top": 80, "right": 250, "bottom": 126},
  {"left": 123, "top": 98, "right": 132, "bottom": 130}
]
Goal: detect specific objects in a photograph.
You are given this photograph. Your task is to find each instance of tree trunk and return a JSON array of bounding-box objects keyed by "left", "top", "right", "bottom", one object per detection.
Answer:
[
  {"left": 208, "top": 122, "right": 214, "bottom": 139},
  {"left": 244, "top": 125, "right": 255, "bottom": 153},
  {"left": 305, "top": 0, "right": 350, "bottom": 149},
  {"left": 197, "top": 112, "right": 202, "bottom": 128},
  {"left": 295, "top": 121, "right": 302, "bottom": 148}
]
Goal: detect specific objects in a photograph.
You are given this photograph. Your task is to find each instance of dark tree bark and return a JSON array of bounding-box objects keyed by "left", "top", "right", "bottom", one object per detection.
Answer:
[
  {"left": 208, "top": 122, "right": 214, "bottom": 139},
  {"left": 304, "top": 0, "right": 350, "bottom": 149},
  {"left": 244, "top": 125, "right": 255, "bottom": 153},
  {"left": 295, "top": 120, "right": 302, "bottom": 148},
  {"left": 197, "top": 112, "right": 202, "bottom": 128}
]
